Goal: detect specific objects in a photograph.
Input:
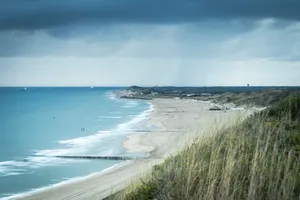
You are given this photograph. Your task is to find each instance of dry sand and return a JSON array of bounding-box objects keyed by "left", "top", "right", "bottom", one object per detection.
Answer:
[{"left": 19, "top": 98, "right": 251, "bottom": 200}]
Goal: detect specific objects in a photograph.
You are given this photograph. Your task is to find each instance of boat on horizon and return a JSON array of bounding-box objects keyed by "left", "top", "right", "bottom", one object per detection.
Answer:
[{"left": 21, "top": 87, "right": 27, "bottom": 91}]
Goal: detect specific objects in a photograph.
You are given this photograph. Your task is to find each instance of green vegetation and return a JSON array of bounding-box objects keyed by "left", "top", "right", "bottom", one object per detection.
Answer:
[
  {"left": 127, "top": 86, "right": 300, "bottom": 107},
  {"left": 205, "top": 90, "right": 299, "bottom": 107},
  {"left": 110, "top": 95, "right": 300, "bottom": 200}
]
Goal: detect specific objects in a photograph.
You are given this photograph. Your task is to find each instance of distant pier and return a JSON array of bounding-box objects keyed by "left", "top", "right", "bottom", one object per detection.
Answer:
[{"left": 55, "top": 155, "right": 145, "bottom": 161}]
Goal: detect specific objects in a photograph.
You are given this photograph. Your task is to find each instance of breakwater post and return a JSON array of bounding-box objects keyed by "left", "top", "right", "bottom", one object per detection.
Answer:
[{"left": 55, "top": 155, "right": 143, "bottom": 161}]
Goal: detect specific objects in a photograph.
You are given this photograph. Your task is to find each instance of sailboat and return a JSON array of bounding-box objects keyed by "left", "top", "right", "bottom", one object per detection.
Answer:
[{"left": 21, "top": 87, "right": 27, "bottom": 91}]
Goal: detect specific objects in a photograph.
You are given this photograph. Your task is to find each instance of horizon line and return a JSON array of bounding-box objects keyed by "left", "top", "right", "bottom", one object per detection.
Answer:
[{"left": 0, "top": 85, "right": 300, "bottom": 88}]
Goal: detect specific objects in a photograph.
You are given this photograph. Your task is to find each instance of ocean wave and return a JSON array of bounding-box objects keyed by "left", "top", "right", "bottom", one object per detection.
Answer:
[
  {"left": 62, "top": 101, "right": 152, "bottom": 139},
  {"left": 0, "top": 172, "right": 99, "bottom": 200},
  {"left": 0, "top": 101, "right": 153, "bottom": 178},
  {"left": 33, "top": 148, "right": 79, "bottom": 157},
  {"left": 105, "top": 91, "right": 118, "bottom": 101},
  {"left": 122, "top": 100, "right": 139, "bottom": 108},
  {"left": 57, "top": 131, "right": 108, "bottom": 148},
  {"left": 0, "top": 161, "right": 130, "bottom": 200},
  {"left": 53, "top": 102, "right": 153, "bottom": 156},
  {"left": 0, "top": 164, "right": 25, "bottom": 177},
  {"left": 0, "top": 157, "right": 87, "bottom": 177},
  {"left": 0, "top": 161, "right": 27, "bottom": 176},
  {"left": 117, "top": 103, "right": 153, "bottom": 131},
  {"left": 32, "top": 133, "right": 109, "bottom": 158},
  {"left": 97, "top": 116, "right": 123, "bottom": 119},
  {"left": 1, "top": 172, "right": 24, "bottom": 177},
  {"left": 56, "top": 104, "right": 153, "bottom": 149}
]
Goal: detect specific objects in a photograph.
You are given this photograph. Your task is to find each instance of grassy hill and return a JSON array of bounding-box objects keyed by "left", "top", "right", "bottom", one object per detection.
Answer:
[
  {"left": 109, "top": 95, "right": 300, "bottom": 200},
  {"left": 125, "top": 86, "right": 300, "bottom": 107}
]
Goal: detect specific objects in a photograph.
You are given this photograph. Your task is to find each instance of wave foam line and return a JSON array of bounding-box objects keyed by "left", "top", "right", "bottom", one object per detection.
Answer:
[
  {"left": 0, "top": 157, "right": 88, "bottom": 177},
  {"left": 0, "top": 161, "right": 131, "bottom": 200},
  {"left": 56, "top": 102, "right": 153, "bottom": 149}
]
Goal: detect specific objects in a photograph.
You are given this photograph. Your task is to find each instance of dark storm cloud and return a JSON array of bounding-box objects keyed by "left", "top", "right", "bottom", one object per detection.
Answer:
[{"left": 0, "top": 0, "right": 299, "bottom": 31}]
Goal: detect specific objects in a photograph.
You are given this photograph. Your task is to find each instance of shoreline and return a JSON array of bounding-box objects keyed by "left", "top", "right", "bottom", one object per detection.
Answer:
[
  {"left": 5, "top": 99, "right": 154, "bottom": 200},
  {"left": 17, "top": 98, "right": 251, "bottom": 200},
  {"left": 1, "top": 98, "right": 153, "bottom": 200},
  {"left": 2, "top": 161, "right": 132, "bottom": 200}
]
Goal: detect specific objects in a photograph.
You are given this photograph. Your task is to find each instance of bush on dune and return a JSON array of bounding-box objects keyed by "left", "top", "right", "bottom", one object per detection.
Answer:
[
  {"left": 268, "top": 94, "right": 300, "bottom": 120},
  {"left": 111, "top": 96, "right": 300, "bottom": 200}
]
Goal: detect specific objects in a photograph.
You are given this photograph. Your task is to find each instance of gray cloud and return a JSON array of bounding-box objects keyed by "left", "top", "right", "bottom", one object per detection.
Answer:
[
  {"left": 1, "top": 20, "right": 299, "bottom": 62},
  {"left": 1, "top": 1, "right": 299, "bottom": 87},
  {"left": 0, "top": 0, "right": 299, "bottom": 31}
]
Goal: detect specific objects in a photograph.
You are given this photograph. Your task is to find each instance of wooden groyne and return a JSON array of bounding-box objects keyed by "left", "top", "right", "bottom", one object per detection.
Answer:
[
  {"left": 55, "top": 155, "right": 143, "bottom": 161},
  {"left": 120, "top": 96, "right": 153, "bottom": 100}
]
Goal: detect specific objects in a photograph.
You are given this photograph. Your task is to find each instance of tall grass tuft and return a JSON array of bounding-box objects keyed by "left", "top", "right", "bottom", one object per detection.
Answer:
[{"left": 110, "top": 95, "right": 300, "bottom": 200}]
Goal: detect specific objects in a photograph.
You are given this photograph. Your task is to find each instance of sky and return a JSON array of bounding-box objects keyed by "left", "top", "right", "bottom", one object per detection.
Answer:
[{"left": 0, "top": 0, "right": 300, "bottom": 86}]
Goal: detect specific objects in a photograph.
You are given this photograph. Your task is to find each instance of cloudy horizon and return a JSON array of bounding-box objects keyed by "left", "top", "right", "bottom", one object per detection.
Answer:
[{"left": 0, "top": 0, "right": 300, "bottom": 86}]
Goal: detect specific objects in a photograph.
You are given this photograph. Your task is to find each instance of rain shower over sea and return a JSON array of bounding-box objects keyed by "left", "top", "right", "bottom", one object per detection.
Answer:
[{"left": 0, "top": 87, "right": 153, "bottom": 199}]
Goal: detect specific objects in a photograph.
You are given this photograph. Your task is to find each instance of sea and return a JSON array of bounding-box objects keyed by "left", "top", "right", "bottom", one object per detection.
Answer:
[{"left": 0, "top": 87, "right": 153, "bottom": 199}]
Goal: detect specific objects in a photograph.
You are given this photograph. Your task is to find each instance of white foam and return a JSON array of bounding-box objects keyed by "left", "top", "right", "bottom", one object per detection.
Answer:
[
  {"left": 117, "top": 103, "right": 153, "bottom": 131},
  {"left": 97, "top": 130, "right": 111, "bottom": 134},
  {"left": 1, "top": 172, "right": 23, "bottom": 177},
  {"left": 0, "top": 92, "right": 155, "bottom": 198},
  {"left": 56, "top": 135, "right": 106, "bottom": 150},
  {"left": 0, "top": 157, "right": 87, "bottom": 177},
  {"left": 0, "top": 161, "right": 27, "bottom": 177},
  {"left": 108, "top": 104, "right": 153, "bottom": 132},
  {"left": 106, "top": 91, "right": 118, "bottom": 101},
  {"left": 58, "top": 102, "right": 153, "bottom": 147},
  {"left": 0, "top": 99, "right": 153, "bottom": 178},
  {"left": 97, "top": 116, "right": 122, "bottom": 119},
  {"left": 0, "top": 167, "right": 24, "bottom": 177},
  {"left": 122, "top": 100, "right": 139, "bottom": 108},
  {"left": 0, "top": 172, "right": 98, "bottom": 200},
  {"left": 98, "top": 149, "right": 114, "bottom": 156},
  {"left": 33, "top": 148, "right": 78, "bottom": 156},
  {"left": 0, "top": 161, "right": 28, "bottom": 167},
  {"left": 0, "top": 161, "right": 131, "bottom": 200},
  {"left": 33, "top": 138, "right": 104, "bottom": 158},
  {"left": 30, "top": 101, "right": 153, "bottom": 162}
]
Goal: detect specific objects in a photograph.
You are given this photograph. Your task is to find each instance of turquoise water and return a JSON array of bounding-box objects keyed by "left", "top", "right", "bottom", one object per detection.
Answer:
[{"left": 0, "top": 87, "right": 152, "bottom": 199}]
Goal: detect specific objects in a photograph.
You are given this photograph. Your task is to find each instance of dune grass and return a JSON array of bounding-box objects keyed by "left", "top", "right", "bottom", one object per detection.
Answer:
[{"left": 110, "top": 95, "right": 300, "bottom": 200}]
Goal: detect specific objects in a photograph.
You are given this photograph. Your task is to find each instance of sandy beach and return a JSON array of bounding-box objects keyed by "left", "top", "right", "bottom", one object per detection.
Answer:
[{"left": 18, "top": 98, "right": 250, "bottom": 200}]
